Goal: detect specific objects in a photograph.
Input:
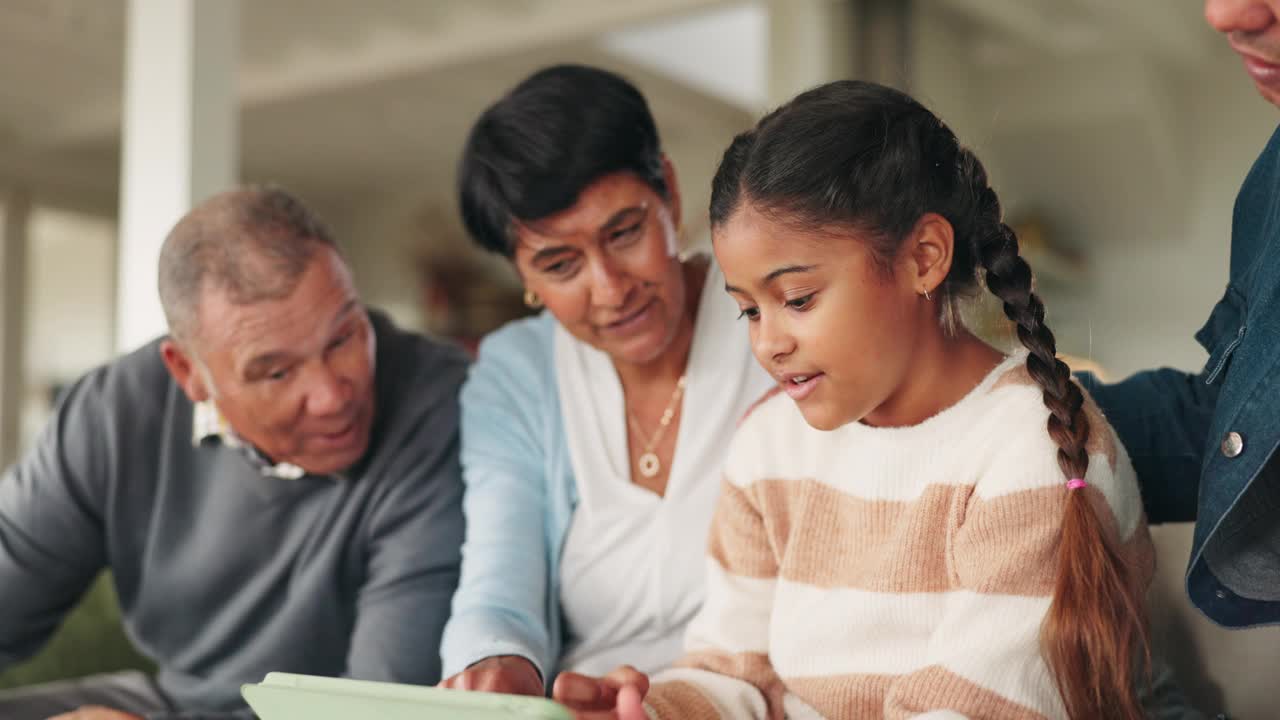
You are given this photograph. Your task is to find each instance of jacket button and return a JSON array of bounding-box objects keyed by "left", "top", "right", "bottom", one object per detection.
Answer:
[
  {"left": 1215, "top": 589, "right": 1228, "bottom": 600},
  {"left": 1222, "top": 432, "right": 1245, "bottom": 458}
]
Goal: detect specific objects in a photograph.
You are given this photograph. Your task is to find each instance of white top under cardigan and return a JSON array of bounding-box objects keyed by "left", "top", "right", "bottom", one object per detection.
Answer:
[{"left": 554, "top": 262, "right": 773, "bottom": 676}]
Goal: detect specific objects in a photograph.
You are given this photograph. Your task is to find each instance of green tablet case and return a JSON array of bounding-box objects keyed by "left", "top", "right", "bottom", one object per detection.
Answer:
[{"left": 241, "top": 671, "right": 573, "bottom": 719}]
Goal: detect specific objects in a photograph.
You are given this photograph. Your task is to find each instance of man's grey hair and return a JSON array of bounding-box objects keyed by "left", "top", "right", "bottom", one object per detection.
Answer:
[{"left": 158, "top": 186, "right": 340, "bottom": 343}]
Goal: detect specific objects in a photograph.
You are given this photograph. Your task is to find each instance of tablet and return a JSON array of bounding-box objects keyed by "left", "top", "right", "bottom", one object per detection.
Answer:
[{"left": 242, "top": 671, "right": 573, "bottom": 719}]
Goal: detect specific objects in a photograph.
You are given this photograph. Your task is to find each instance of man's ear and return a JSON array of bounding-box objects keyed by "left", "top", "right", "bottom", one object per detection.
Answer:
[{"left": 159, "top": 339, "right": 210, "bottom": 404}]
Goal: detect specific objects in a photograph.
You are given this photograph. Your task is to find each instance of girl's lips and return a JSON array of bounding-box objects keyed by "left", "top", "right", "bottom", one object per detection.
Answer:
[{"left": 782, "top": 372, "right": 824, "bottom": 401}]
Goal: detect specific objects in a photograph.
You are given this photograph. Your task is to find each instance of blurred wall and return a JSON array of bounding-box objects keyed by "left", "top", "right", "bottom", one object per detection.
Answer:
[{"left": 18, "top": 205, "right": 116, "bottom": 450}]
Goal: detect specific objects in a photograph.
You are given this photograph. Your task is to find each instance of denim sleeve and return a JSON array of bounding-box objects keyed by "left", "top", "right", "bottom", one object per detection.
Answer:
[
  {"left": 0, "top": 371, "right": 110, "bottom": 671},
  {"left": 1078, "top": 368, "right": 1218, "bottom": 523},
  {"left": 438, "top": 331, "right": 554, "bottom": 680}
]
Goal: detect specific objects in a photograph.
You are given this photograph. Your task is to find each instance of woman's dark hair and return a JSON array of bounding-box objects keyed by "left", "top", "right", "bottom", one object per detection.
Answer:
[
  {"left": 711, "top": 80, "right": 1150, "bottom": 720},
  {"left": 457, "top": 64, "right": 668, "bottom": 257}
]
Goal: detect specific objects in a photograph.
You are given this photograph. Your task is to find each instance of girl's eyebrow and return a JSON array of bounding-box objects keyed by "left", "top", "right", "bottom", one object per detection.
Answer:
[
  {"left": 763, "top": 264, "right": 819, "bottom": 285},
  {"left": 725, "top": 264, "right": 820, "bottom": 296}
]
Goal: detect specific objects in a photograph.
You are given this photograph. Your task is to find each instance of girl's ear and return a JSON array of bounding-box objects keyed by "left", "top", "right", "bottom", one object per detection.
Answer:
[{"left": 905, "top": 213, "right": 955, "bottom": 295}]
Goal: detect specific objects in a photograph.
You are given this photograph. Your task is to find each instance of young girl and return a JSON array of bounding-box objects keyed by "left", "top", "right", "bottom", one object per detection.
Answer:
[{"left": 555, "top": 81, "right": 1154, "bottom": 719}]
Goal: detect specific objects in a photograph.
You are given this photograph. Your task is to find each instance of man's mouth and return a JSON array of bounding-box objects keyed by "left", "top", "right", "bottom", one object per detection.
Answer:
[{"left": 313, "top": 416, "right": 360, "bottom": 446}]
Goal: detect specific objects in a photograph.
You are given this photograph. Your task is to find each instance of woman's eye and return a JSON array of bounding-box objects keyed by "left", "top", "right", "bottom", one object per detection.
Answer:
[
  {"left": 609, "top": 223, "right": 643, "bottom": 242},
  {"left": 737, "top": 307, "right": 760, "bottom": 321},
  {"left": 542, "top": 259, "right": 579, "bottom": 278},
  {"left": 328, "top": 332, "right": 353, "bottom": 351},
  {"left": 786, "top": 293, "right": 815, "bottom": 310}
]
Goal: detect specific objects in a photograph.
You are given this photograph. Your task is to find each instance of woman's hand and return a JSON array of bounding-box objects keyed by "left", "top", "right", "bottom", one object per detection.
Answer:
[
  {"left": 553, "top": 665, "right": 649, "bottom": 720},
  {"left": 439, "top": 654, "right": 544, "bottom": 696}
]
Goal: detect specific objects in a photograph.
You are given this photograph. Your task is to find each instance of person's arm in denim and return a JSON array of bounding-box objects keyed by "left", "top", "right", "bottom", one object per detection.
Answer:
[{"left": 1078, "top": 369, "right": 1218, "bottom": 523}]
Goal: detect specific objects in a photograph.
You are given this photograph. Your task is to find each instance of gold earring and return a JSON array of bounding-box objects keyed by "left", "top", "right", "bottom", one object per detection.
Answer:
[{"left": 523, "top": 290, "right": 543, "bottom": 309}]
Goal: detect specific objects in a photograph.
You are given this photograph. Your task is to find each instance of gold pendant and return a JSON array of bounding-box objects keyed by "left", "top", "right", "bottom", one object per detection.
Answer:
[{"left": 638, "top": 452, "right": 661, "bottom": 478}]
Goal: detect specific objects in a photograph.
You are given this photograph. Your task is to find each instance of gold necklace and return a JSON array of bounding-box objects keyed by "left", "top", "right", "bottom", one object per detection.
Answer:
[{"left": 627, "top": 375, "right": 687, "bottom": 479}]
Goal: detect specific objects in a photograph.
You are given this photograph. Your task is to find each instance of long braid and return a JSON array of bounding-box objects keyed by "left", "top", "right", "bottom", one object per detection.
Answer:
[
  {"left": 960, "top": 150, "right": 1149, "bottom": 720},
  {"left": 971, "top": 188, "right": 1090, "bottom": 479}
]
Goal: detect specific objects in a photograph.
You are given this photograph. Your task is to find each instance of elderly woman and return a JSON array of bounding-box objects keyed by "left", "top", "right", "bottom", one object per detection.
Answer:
[{"left": 438, "top": 64, "right": 771, "bottom": 697}]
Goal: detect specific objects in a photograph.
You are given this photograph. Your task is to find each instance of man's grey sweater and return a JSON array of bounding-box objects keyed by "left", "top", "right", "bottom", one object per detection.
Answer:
[{"left": 0, "top": 310, "right": 468, "bottom": 718}]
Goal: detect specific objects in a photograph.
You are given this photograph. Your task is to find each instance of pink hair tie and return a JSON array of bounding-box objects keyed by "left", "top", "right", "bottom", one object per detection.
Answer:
[{"left": 1066, "top": 478, "right": 1088, "bottom": 490}]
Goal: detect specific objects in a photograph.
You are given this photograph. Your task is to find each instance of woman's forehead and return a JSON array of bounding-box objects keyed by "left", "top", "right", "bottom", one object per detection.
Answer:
[{"left": 523, "top": 174, "right": 655, "bottom": 235}]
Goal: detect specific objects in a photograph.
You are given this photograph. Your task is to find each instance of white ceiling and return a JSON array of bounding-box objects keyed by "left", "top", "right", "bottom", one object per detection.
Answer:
[{"left": 0, "top": 0, "right": 1219, "bottom": 215}]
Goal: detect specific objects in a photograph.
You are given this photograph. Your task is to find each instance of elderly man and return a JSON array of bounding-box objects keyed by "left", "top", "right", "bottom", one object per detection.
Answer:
[
  {"left": 0, "top": 187, "right": 467, "bottom": 719},
  {"left": 1087, "top": 1, "right": 1280, "bottom": 628}
]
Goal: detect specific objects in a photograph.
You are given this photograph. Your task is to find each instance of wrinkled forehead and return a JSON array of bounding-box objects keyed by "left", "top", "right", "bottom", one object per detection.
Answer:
[{"left": 194, "top": 251, "right": 360, "bottom": 361}]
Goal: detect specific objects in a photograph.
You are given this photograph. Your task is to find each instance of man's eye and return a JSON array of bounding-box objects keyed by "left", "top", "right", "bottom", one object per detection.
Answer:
[{"left": 267, "top": 367, "right": 292, "bottom": 382}]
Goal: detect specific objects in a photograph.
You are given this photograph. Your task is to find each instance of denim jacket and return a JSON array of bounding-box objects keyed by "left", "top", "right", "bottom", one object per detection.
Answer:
[{"left": 1082, "top": 124, "right": 1280, "bottom": 627}]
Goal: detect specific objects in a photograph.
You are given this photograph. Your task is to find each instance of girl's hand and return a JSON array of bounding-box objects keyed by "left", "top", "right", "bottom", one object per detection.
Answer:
[
  {"left": 553, "top": 665, "right": 649, "bottom": 720},
  {"left": 438, "top": 654, "right": 544, "bottom": 696}
]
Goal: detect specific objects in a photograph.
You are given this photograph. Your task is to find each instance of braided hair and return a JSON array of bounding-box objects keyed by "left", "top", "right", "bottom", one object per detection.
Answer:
[{"left": 710, "top": 80, "right": 1148, "bottom": 720}]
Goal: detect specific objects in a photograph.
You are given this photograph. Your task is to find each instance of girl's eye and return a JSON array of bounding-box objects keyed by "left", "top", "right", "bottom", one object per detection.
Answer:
[
  {"left": 737, "top": 307, "right": 760, "bottom": 321},
  {"left": 786, "top": 293, "right": 815, "bottom": 310}
]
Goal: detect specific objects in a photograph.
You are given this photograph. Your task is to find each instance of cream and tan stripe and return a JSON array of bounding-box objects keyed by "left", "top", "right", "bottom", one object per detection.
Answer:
[
  {"left": 783, "top": 673, "right": 895, "bottom": 719},
  {"left": 645, "top": 680, "right": 723, "bottom": 720},
  {"left": 707, "top": 479, "right": 777, "bottom": 580},
  {"left": 685, "top": 563, "right": 775, "bottom": 655},
  {"left": 648, "top": 668, "right": 775, "bottom": 720},
  {"left": 674, "top": 650, "right": 786, "bottom": 714},
  {"left": 712, "top": 477, "right": 1147, "bottom": 598},
  {"left": 783, "top": 665, "right": 1049, "bottom": 720},
  {"left": 882, "top": 665, "right": 1049, "bottom": 720}
]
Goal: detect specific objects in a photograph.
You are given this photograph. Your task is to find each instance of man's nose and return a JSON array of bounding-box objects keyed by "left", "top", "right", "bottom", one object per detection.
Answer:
[{"left": 304, "top": 363, "right": 350, "bottom": 416}]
